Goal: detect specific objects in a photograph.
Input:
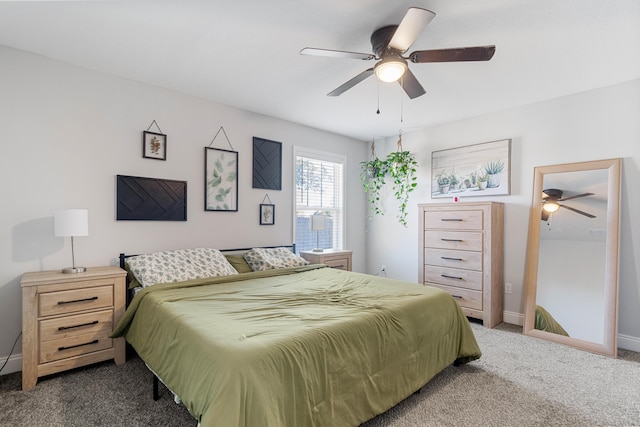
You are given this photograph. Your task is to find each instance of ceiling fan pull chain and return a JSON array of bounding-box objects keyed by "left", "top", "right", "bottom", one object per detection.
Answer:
[{"left": 376, "top": 80, "right": 381, "bottom": 114}]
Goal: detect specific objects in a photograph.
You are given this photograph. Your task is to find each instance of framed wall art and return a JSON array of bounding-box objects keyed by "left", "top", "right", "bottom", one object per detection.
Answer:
[
  {"left": 252, "top": 137, "right": 282, "bottom": 190},
  {"left": 205, "top": 147, "right": 238, "bottom": 211},
  {"left": 143, "top": 131, "right": 167, "bottom": 160},
  {"left": 431, "top": 139, "right": 511, "bottom": 198},
  {"left": 116, "top": 175, "right": 186, "bottom": 221},
  {"left": 260, "top": 203, "right": 275, "bottom": 225}
]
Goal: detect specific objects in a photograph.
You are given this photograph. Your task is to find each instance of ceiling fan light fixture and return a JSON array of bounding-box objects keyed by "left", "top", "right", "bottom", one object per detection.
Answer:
[
  {"left": 543, "top": 201, "right": 560, "bottom": 213},
  {"left": 374, "top": 57, "right": 407, "bottom": 82}
]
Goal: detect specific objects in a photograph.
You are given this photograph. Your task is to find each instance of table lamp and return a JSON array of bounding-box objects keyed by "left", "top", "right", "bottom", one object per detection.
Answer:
[
  {"left": 54, "top": 209, "right": 89, "bottom": 273},
  {"left": 311, "top": 214, "right": 326, "bottom": 252}
]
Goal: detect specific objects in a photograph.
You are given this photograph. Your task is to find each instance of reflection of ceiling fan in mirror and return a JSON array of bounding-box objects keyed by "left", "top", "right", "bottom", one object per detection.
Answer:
[
  {"left": 541, "top": 188, "right": 596, "bottom": 221},
  {"left": 300, "top": 7, "right": 495, "bottom": 99}
]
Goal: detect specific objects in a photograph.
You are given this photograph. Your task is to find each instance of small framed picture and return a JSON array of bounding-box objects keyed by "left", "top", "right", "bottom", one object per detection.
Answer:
[
  {"left": 260, "top": 203, "right": 275, "bottom": 225},
  {"left": 143, "top": 131, "right": 167, "bottom": 160}
]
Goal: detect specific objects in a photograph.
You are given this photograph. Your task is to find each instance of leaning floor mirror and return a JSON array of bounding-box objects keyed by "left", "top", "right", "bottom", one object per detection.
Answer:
[{"left": 523, "top": 158, "right": 621, "bottom": 357}]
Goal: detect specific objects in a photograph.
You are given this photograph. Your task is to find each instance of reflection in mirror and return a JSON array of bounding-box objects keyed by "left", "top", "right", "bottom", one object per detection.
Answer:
[{"left": 523, "top": 158, "right": 621, "bottom": 357}]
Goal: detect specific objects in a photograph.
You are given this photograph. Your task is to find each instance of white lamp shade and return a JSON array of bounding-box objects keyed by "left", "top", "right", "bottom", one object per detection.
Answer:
[
  {"left": 311, "top": 214, "right": 326, "bottom": 231},
  {"left": 54, "top": 209, "right": 89, "bottom": 237},
  {"left": 374, "top": 59, "right": 407, "bottom": 83},
  {"left": 542, "top": 202, "right": 560, "bottom": 213}
]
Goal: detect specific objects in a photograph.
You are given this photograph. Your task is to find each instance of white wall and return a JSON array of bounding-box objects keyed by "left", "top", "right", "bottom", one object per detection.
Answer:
[
  {"left": 0, "top": 45, "right": 368, "bottom": 373},
  {"left": 366, "top": 78, "right": 640, "bottom": 350}
]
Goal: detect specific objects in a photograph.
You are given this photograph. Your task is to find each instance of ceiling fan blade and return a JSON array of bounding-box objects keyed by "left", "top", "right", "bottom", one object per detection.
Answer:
[
  {"left": 388, "top": 7, "right": 435, "bottom": 53},
  {"left": 558, "top": 192, "right": 594, "bottom": 202},
  {"left": 559, "top": 204, "right": 596, "bottom": 218},
  {"left": 398, "top": 68, "right": 426, "bottom": 99},
  {"left": 300, "top": 47, "right": 375, "bottom": 61},
  {"left": 327, "top": 68, "right": 374, "bottom": 96},
  {"left": 409, "top": 45, "right": 496, "bottom": 63}
]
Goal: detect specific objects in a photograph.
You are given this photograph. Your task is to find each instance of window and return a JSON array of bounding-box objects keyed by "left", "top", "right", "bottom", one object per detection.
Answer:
[{"left": 294, "top": 147, "right": 345, "bottom": 253}]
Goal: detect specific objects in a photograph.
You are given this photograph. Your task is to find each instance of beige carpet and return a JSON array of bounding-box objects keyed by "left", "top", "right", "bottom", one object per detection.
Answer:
[{"left": 1, "top": 323, "right": 639, "bottom": 426}]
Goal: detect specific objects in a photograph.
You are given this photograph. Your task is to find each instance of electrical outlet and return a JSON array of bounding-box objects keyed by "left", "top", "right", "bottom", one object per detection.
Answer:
[
  {"left": 505, "top": 282, "right": 512, "bottom": 294},
  {"left": 381, "top": 264, "right": 386, "bottom": 272}
]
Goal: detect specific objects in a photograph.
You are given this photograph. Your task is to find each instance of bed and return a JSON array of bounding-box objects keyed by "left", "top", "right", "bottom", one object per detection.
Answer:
[{"left": 111, "top": 246, "right": 481, "bottom": 427}]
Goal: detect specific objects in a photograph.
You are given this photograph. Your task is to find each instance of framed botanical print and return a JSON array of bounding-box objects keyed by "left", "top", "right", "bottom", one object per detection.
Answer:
[
  {"left": 205, "top": 147, "right": 238, "bottom": 211},
  {"left": 143, "top": 131, "right": 167, "bottom": 160},
  {"left": 259, "top": 203, "right": 275, "bottom": 225}
]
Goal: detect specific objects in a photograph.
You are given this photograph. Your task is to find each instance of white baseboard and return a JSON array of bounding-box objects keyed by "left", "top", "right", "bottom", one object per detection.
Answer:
[
  {"left": 2, "top": 324, "right": 638, "bottom": 378},
  {"left": 503, "top": 310, "right": 524, "bottom": 326},
  {"left": 618, "top": 333, "right": 640, "bottom": 352},
  {"left": 0, "top": 352, "right": 21, "bottom": 376}
]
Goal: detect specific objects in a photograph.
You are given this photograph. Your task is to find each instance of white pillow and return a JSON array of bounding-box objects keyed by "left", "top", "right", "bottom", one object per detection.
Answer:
[
  {"left": 243, "top": 247, "right": 309, "bottom": 271},
  {"left": 126, "top": 248, "right": 238, "bottom": 287}
]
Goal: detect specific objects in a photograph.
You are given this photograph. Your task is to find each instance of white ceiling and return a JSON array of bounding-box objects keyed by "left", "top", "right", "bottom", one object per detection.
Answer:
[{"left": 1, "top": 0, "right": 639, "bottom": 141}]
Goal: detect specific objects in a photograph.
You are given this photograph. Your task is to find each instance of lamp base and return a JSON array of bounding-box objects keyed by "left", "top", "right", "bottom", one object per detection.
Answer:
[
  {"left": 62, "top": 266, "right": 86, "bottom": 274},
  {"left": 312, "top": 248, "right": 324, "bottom": 253}
]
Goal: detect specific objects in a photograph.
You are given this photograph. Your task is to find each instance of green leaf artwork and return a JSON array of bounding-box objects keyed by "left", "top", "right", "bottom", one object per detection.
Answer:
[{"left": 205, "top": 148, "right": 238, "bottom": 211}]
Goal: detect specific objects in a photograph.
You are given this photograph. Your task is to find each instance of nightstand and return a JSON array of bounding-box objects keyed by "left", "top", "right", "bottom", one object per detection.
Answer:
[
  {"left": 300, "top": 249, "right": 352, "bottom": 271},
  {"left": 21, "top": 266, "right": 127, "bottom": 391}
]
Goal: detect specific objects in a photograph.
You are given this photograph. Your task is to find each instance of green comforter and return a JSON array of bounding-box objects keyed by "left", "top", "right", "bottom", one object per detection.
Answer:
[{"left": 112, "top": 265, "right": 481, "bottom": 427}]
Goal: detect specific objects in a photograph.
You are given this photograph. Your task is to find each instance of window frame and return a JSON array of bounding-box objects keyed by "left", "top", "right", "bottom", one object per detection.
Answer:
[{"left": 292, "top": 146, "right": 347, "bottom": 252}]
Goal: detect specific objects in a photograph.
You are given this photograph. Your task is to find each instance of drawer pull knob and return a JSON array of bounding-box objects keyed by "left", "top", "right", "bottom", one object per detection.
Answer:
[
  {"left": 441, "top": 218, "right": 463, "bottom": 221},
  {"left": 58, "top": 339, "right": 99, "bottom": 351},
  {"left": 441, "top": 274, "right": 463, "bottom": 280},
  {"left": 440, "top": 238, "right": 463, "bottom": 242},
  {"left": 330, "top": 265, "right": 345, "bottom": 269},
  {"left": 441, "top": 256, "right": 463, "bottom": 261},
  {"left": 451, "top": 295, "right": 463, "bottom": 299},
  {"left": 57, "top": 320, "right": 99, "bottom": 331},
  {"left": 57, "top": 296, "right": 98, "bottom": 305}
]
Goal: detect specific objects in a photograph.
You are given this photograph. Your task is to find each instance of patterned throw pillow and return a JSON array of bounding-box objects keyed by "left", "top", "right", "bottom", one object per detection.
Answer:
[
  {"left": 243, "top": 247, "right": 310, "bottom": 271},
  {"left": 126, "top": 248, "right": 238, "bottom": 287}
]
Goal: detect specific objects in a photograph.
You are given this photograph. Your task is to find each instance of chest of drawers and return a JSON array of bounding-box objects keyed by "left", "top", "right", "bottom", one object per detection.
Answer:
[
  {"left": 418, "top": 202, "right": 504, "bottom": 328},
  {"left": 21, "top": 266, "right": 127, "bottom": 390}
]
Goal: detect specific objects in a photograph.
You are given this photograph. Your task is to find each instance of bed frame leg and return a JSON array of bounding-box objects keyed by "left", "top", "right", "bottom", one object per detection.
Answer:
[{"left": 153, "top": 374, "right": 160, "bottom": 401}]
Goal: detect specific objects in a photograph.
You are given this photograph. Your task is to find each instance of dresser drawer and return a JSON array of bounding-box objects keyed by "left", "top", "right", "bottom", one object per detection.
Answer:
[
  {"left": 39, "top": 309, "right": 114, "bottom": 343},
  {"left": 427, "top": 283, "right": 483, "bottom": 311},
  {"left": 39, "top": 331, "right": 113, "bottom": 364},
  {"left": 424, "top": 266, "right": 483, "bottom": 290},
  {"left": 424, "top": 230, "right": 483, "bottom": 251},
  {"left": 424, "top": 210, "right": 483, "bottom": 230},
  {"left": 424, "top": 248, "right": 482, "bottom": 271},
  {"left": 39, "top": 285, "right": 113, "bottom": 317}
]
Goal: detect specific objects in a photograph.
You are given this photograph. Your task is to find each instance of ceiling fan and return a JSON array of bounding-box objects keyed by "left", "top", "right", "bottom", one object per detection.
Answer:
[
  {"left": 300, "top": 7, "right": 495, "bottom": 99},
  {"left": 541, "top": 189, "right": 596, "bottom": 221}
]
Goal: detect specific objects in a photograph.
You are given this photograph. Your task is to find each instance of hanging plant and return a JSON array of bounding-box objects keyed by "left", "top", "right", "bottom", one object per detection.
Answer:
[
  {"left": 360, "top": 137, "right": 419, "bottom": 227},
  {"left": 386, "top": 150, "right": 418, "bottom": 227},
  {"left": 360, "top": 154, "right": 388, "bottom": 217}
]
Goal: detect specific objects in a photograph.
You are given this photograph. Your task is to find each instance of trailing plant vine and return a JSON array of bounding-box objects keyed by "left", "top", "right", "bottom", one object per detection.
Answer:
[
  {"left": 360, "top": 142, "right": 388, "bottom": 218},
  {"left": 360, "top": 137, "right": 419, "bottom": 227}
]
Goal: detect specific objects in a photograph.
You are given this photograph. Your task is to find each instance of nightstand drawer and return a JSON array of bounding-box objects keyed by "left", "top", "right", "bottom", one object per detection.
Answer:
[
  {"left": 324, "top": 257, "right": 350, "bottom": 270},
  {"left": 40, "top": 309, "right": 113, "bottom": 343},
  {"left": 40, "top": 331, "right": 113, "bottom": 363},
  {"left": 425, "top": 210, "right": 483, "bottom": 230},
  {"left": 39, "top": 285, "right": 113, "bottom": 317},
  {"left": 424, "top": 248, "right": 482, "bottom": 271}
]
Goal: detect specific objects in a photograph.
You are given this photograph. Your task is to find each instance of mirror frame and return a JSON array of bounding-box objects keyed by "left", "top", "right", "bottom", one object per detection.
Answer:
[{"left": 523, "top": 158, "right": 621, "bottom": 357}]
